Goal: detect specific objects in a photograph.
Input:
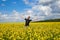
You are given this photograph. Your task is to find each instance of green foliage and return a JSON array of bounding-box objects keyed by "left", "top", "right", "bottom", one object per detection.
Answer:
[{"left": 34, "top": 19, "right": 60, "bottom": 22}]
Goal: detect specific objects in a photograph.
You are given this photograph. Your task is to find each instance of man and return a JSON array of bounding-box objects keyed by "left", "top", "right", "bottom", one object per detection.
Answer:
[
  {"left": 20, "top": 15, "right": 37, "bottom": 26},
  {"left": 25, "top": 16, "right": 32, "bottom": 26}
]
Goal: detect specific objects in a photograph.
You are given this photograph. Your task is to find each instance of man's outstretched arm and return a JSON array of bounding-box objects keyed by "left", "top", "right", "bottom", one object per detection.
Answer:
[
  {"left": 32, "top": 17, "right": 38, "bottom": 21},
  {"left": 20, "top": 15, "right": 25, "bottom": 19}
]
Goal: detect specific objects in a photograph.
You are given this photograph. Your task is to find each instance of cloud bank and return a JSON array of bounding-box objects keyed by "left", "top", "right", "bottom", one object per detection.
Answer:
[{"left": 23, "top": 0, "right": 60, "bottom": 20}]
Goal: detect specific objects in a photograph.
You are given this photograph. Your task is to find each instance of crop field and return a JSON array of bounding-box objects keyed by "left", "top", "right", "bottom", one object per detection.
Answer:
[{"left": 0, "top": 22, "right": 60, "bottom": 40}]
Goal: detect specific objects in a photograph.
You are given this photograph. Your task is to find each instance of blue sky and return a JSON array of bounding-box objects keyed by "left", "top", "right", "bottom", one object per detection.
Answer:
[
  {"left": 0, "top": 0, "right": 31, "bottom": 14},
  {"left": 0, "top": 0, "right": 60, "bottom": 22}
]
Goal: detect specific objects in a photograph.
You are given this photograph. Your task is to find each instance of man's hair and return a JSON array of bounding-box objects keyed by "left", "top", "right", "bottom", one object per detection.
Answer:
[{"left": 27, "top": 16, "right": 30, "bottom": 19}]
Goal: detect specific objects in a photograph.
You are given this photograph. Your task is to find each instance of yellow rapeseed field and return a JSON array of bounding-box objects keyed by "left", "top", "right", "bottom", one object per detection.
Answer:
[{"left": 0, "top": 22, "right": 60, "bottom": 40}]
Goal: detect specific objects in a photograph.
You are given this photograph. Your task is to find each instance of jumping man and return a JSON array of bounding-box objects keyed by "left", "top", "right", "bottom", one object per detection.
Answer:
[{"left": 25, "top": 16, "right": 32, "bottom": 26}]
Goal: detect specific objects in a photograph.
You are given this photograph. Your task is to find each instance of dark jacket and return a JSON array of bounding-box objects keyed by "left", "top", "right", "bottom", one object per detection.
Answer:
[{"left": 25, "top": 18, "right": 32, "bottom": 26}]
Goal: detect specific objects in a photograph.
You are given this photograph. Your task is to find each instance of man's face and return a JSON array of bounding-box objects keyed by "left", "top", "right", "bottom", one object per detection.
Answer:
[{"left": 28, "top": 16, "right": 30, "bottom": 19}]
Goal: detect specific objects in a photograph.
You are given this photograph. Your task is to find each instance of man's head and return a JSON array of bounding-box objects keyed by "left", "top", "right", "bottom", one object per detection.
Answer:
[{"left": 27, "top": 16, "right": 30, "bottom": 19}]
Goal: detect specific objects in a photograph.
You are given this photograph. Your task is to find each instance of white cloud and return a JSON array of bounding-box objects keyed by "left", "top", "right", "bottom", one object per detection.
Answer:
[
  {"left": 23, "top": 0, "right": 52, "bottom": 16},
  {"left": 32, "top": 16, "right": 45, "bottom": 21},
  {"left": 50, "top": 0, "right": 60, "bottom": 13},
  {"left": 25, "top": 10, "right": 33, "bottom": 16},
  {"left": 12, "top": 10, "right": 20, "bottom": 17},
  {"left": 55, "top": 0, "right": 60, "bottom": 8},
  {"left": 23, "top": 0, "right": 60, "bottom": 19},
  {"left": 27, "top": 10, "right": 33, "bottom": 14},
  {"left": 0, "top": 12, "right": 2, "bottom": 15},
  {"left": 39, "top": 0, "right": 52, "bottom": 3},
  {"left": 12, "top": 2, "right": 17, "bottom": 4},
  {"left": 32, "top": 5, "right": 52, "bottom": 16},
  {"left": 23, "top": 0, "right": 41, "bottom": 5},
  {"left": 51, "top": 13, "right": 60, "bottom": 16},
  {"left": 23, "top": 0, "right": 29, "bottom": 4},
  {"left": 0, "top": 10, "right": 23, "bottom": 22},
  {"left": 23, "top": 0, "right": 53, "bottom": 6},
  {"left": 0, "top": 14, "right": 8, "bottom": 20},
  {"left": 0, "top": 9, "right": 60, "bottom": 22}
]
